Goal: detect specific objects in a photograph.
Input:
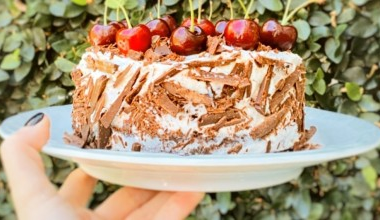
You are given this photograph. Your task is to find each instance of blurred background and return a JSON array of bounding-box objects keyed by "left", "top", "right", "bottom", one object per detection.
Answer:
[{"left": 0, "top": 0, "right": 380, "bottom": 219}]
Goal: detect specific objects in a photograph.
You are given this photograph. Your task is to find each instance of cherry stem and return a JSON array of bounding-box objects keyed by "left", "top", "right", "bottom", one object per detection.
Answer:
[
  {"left": 208, "top": 0, "right": 213, "bottom": 20},
  {"left": 228, "top": 0, "right": 233, "bottom": 20},
  {"left": 281, "top": 0, "right": 292, "bottom": 25},
  {"left": 120, "top": 5, "right": 132, "bottom": 28},
  {"left": 198, "top": 0, "right": 202, "bottom": 21},
  {"left": 157, "top": 0, "right": 161, "bottom": 18},
  {"left": 245, "top": 0, "right": 254, "bottom": 19},
  {"left": 103, "top": 5, "right": 108, "bottom": 26},
  {"left": 189, "top": 0, "right": 195, "bottom": 32},
  {"left": 116, "top": 7, "right": 120, "bottom": 21},
  {"left": 282, "top": 0, "right": 325, "bottom": 25},
  {"left": 238, "top": 0, "right": 247, "bottom": 16}
]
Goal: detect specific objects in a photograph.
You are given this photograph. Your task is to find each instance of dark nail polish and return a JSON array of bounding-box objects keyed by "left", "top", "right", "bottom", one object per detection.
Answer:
[{"left": 24, "top": 112, "right": 44, "bottom": 126}]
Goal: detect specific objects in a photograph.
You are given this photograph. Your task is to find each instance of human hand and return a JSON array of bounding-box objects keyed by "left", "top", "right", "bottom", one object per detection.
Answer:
[{"left": 1, "top": 113, "right": 204, "bottom": 220}]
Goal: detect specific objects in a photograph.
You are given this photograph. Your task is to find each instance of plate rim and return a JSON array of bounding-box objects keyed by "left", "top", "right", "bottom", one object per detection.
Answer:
[{"left": 1, "top": 105, "right": 380, "bottom": 168}]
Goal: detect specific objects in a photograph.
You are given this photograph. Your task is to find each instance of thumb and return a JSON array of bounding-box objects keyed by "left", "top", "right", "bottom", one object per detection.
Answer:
[
  {"left": 8, "top": 112, "right": 51, "bottom": 151},
  {"left": 1, "top": 113, "right": 56, "bottom": 217}
]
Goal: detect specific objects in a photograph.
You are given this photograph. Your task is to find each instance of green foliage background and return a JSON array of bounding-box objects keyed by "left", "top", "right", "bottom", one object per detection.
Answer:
[{"left": 0, "top": 0, "right": 380, "bottom": 219}]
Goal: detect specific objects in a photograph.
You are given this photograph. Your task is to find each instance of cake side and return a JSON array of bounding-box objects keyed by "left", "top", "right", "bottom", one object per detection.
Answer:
[{"left": 66, "top": 44, "right": 314, "bottom": 155}]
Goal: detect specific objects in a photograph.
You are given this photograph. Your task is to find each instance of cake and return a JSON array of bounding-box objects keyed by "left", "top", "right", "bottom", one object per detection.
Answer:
[{"left": 64, "top": 16, "right": 316, "bottom": 155}]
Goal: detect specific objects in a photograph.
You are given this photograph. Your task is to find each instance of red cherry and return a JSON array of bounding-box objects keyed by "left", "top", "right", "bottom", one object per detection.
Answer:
[
  {"left": 170, "top": 26, "right": 207, "bottom": 55},
  {"left": 224, "top": 19, "right": 260, "bottom": 50},
  {"left": 161, "top": 15, "right": 177, "bottom": 32},
  {"left": 260, "top": 19, "right": 297, "bottom": 51},
  {"left": 198, "top": 19, "right": 216, "bottom": 36},
  {"left": 89, "top": 24, "right": 118, "bottom": 46},
  {"left": 181, "top": 18, "right": 216, "bottom": 36},
  {"left": 110, "top": 21, "right": 125, "bottom": 30},
  {"left": 215, "top": 20, "right": 228, "bottom": 35},
  {"left": 181, "top": 18, "right": 198, "bottom": 28},
  {"left": 146, "top": 19, "right": 171, "bottom": 38},
  {"left": 116, "top": 24, "right": 152, "bottom": 54}
]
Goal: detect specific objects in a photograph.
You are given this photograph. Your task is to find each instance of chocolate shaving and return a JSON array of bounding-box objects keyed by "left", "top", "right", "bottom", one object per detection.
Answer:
[
  {"left": 186, "top": 58, "right": 235, "bottom": 68},
  {"left": 153, "top": 91, "right": 180, "bottom": 116},
  {"left": 250, "top": 107, "right": 289, "bottom": 139},
  {"left": 162, "top": 82, "right": 213, "bottom": 106},
  {"left": 63, "top": 132, "right": 86, "bottom": 147},
  {"left": 95, "top": 60, "right": 117, "bottom": 73},
  {"left": 154, "top": 45, "right": 171, "bottom": 56},
  {"left": 227, "top": 143, "right": 243, "bottom": 154},
  {"left": 190, "top": 70, "right": 249, "bottom": 88},
  {"left": 266, "top": 141, "right": 272, "bottom": 153},
  {"left": 199, "top": 109, "right": 241, "bottom": 126},
  {"left": 254, "top": 66, "right": 273, "bottom": 115},
  {"left": 93, "top": 94, "right": 106, "bottom": 123},
  {"left": 100, "top": 67, "right": 141, "bottom": 128},
  {"left": 145, "top": 48, "right": 161, "bottom": 62},
  {"left": 293, "top": 126, "right": 317, "bottom": 151},
  {"left": 270, "top": 72, "right": 299, "bottom": 113},
  {"left": 132, "top": 143, "right": 142, "bottom": 152},
  {"left": 127, "top": 50, "right": 143, "bottom": 60},
  {"left": 154, "top": 67, "right": 181, "bottom": 84},
  {"left": 113, "top": 64, "right": 132, "bottom": 87},
  {"left": 97, "top": 124, "right": 112, "bottom": 148},
  {"left": 230, "top": 63, "right": 245, "bottom": 76},
  {"left": 206, "top": 36, "right": 222, "bottom": 55},
  {"left": 89, "top": 76, "right": 108, "bottom": 113}
]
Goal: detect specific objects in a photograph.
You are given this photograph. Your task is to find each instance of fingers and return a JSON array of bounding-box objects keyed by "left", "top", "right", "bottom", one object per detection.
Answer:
[
  {"left": 95, "top": 187, "right": 158, "bottom": 220},
  {"left": 152, "top": 192, "right": 204, "bottom": 220},
  {"left": 126, "top": 192, "right": 204, "bottom": 220},
  {"left": 0, "top": 114, "right": 57, "bottom": 216},
  {"left": 58, "top": 169, "right": 98, "bottom": 207}
]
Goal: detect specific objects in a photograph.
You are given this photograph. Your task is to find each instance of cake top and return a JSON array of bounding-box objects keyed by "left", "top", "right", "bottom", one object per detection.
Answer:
[{"left": 88, "top": 0, "right": 303, "bottom": 59}]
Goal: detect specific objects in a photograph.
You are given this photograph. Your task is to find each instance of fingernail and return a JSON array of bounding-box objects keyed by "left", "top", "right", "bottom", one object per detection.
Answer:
[{"left": 24, "top": 112, "right": 44, "bottom": 126}]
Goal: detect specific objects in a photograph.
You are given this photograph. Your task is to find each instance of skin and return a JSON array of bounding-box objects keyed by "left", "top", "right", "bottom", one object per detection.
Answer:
[{"left": 1, "top": 115, "right": 204, "bottom": 220}]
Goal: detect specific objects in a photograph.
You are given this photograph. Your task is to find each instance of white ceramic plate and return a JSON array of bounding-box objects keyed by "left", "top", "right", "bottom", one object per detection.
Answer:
[{"left": 1, "top": 105, "right": 380, "bottom": 192}]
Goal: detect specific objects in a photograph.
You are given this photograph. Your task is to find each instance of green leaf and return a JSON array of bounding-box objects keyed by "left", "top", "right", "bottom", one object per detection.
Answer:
[
  {"left": 352, "top": 0, "right": 369, "bottom": 6},
  {"left": 14, "top": 62, "right": 32, "bottom": 82},
  {"left": 64, "top": 3, "right": 86, "bottom": 18},
  {"left": 106, "top": 0, "right": 126, "bottom": 9},
  {"left": 345, "top": 82, "right": 362, "bottom": 101},
  {"left": 337, "top": 8, "right": 356, "bottom": 24},
  {"left": 21, "top": 43, "right": 35, "bottom": 62},
  {"left": 3, "top": 33, "right": 22, "bottom": 52},
  {"left": 293, "top": 19, "right": 310, "bottom": 41},
  {"left": 216, "top": 192, "right": 231, "bottom": 214},
  {"left": 125, "top": 0, "right": 139, "bottom": 10},
  {"left": 0, "top": 11, "right": 13, "bottom": 28},
  {"left": 359, "top": 112, "right": 380, "bottom": 123},
  {"left": 0, "top": 50, "right": 21, "bottom": 70},
  {"left": 324, "top": 38, "right": 343, "bottom": 64},
  {"left": 45, "top": 86, "right": 67, "bottom": 106},
  {"left": 358, "top": 95, "right": 380, "bottom": 112},
  {"left": 49, "top": 2, "right": 67, "bottom": 17},
  {"left": 0, "top": 69, "right": 10, "bottom": 82},
  {"left": 361, "top": 166, "right": 377, "bottom": 190},
  {"left": 163, "top": 0, "right": 180, "bottom": 6},
  {"left": 51, "top": 39, "right": 72, "bottom": 53},
  {"left": 311, "top": 26, "right": 331, "bottom": 41},
  {"left": 32, "top": 28, "right": 46, "bottom": 50},
  {"left": 258, "top": 0, "right": 283, "bottom": 12},
  {"left": 346, "top": 17, "right": 378, "bottom": 38},
  {"left": 55, "top": 58, "right": 76, "bottom": 73},
  {"left": 71, "top": 0, "right": 87, "bottom": 6},
  {"left": 313, "top": 79, "right": 326, "bottom": 95},
  {"left": 308, "top": 11, "right": 331, "bottom": 26},
  {"left": 334, "top": 24, "right": 347, "bottom": 39},
  {"left": 291, "top": 190, "right": 311, "bottom": 219},
  {"left": 338, "top": 67, "right": 367, "bottom": 85}
]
